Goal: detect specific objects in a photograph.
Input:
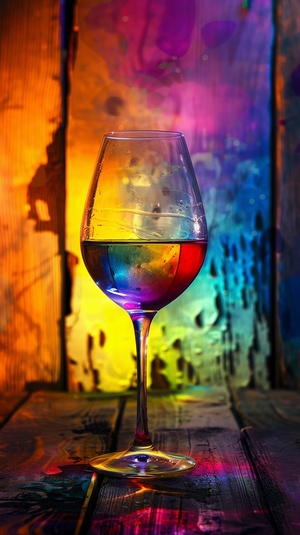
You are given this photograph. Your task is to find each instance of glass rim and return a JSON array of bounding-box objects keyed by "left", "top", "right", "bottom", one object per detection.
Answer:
[{"left": 104, "top": 130, "right": 184, "bottom": 140}]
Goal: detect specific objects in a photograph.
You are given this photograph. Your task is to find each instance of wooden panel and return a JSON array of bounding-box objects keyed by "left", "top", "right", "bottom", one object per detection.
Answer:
[
  {"left": 233, "top": 389, "right": 300, "bottom": 533},
  {"left": 242, "top": 428, "right": 300, "bottom": 534},
  {"left": 0, "top": 391, "right": 120, "bottom": 533},
  {"left": 89, "top": 388, "right": 274, "bottom": 533},
  {"left": 275, "top": 0, "right": 300, "bottom": 387},
  {"left": 0, "top": 0, "right": 65, "bottom": 389},
  {"left": 66, "top": 0, "right": 273, "bottom": 393},
  {"left": 231, "top": 388, "right": 300, "bottom": 429}
]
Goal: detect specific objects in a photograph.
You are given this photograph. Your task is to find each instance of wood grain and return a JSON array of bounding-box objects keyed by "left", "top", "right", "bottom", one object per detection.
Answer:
[
  {"left": 0, "top": 391, "right": 29, "bottom": 427},
  {"left": 89, "top": 388, "right": 274, "bottom": 534},
  {"left": 242, "top": 428, "right": 300, "bottom": 535},
  {"left": 275, "top": 0, "right": 300, "bottom": 388},
  {"left": 231, "top": 388, "right": 300, "bottom": 430},
  {"left": 0, "top": 391, "right": 120, "bottom": 533},
  {"left": 233, "top": 389, "right": 300, "bottom": 534},
  {"left": 0, "top": 0, "right": 65, "bottom": 390},
  {"left": 1, "top": 388, "right": 297, "bottom": 533}
]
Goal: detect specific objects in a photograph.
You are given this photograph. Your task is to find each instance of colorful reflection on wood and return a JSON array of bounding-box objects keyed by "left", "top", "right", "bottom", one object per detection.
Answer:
[{"left": 1, "top": 388, "right": 280, "bottom": 533}]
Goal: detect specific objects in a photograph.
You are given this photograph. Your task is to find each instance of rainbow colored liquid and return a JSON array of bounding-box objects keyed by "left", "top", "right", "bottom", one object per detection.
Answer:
[{"left": 81, "top": 241, "right": 207, "bottom": 314}]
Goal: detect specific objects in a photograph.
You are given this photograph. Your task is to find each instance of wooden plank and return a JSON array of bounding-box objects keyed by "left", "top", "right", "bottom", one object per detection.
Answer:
[
  {"left": 116, "top": 386, "right": 237, "bottom": 450},
  {"left": 0, "top": 0, "right": 65, "bottom": 390},
  {"left": 0, "top": 391, "right": 29, "bottom": 427},
  {"left": 0, "top": 391, "right": 120, "bottom": 533},
  {"left": 232, "top": 389, "right": 300, "bottom": 533},
  {"left": 242, "top": 428, "right": 300, "bottom": 535},
  {"left": 275, "top": 0, "right": 300, "bottom": 388},
  {"left": 231, "top": 388, "right": 300, "bottom": 430},
  {"left": 89, "top": 387, "right": 275, "bottom": 534}
]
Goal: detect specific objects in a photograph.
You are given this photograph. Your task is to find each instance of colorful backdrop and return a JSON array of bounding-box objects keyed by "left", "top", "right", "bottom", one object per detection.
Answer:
[
  {"left": 66, "top": 0, "right": 273, "bottom": 392},
  {"left": 2, "top": 0, "right": 299, "bottom": 392}
]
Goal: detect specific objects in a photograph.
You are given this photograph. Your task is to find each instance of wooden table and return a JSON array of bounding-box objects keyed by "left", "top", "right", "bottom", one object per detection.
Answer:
[{"left": 0, "top": 387, "right": 299, "bottom": 534}]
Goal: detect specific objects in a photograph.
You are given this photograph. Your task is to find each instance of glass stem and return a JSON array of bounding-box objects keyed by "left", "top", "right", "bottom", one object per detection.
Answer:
[{"left": 131, "top": 313, "right": 155, "bottom": 449}]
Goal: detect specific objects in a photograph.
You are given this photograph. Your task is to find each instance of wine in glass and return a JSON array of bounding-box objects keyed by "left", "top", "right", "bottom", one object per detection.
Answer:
[{"left": 80, "top": 130, "right": 207, "bottom": 478}]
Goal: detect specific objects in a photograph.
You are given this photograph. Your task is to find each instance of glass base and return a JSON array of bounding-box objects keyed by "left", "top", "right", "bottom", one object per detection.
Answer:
[{"left": 89, "top": 445, "right": 196, "bottom": 479}]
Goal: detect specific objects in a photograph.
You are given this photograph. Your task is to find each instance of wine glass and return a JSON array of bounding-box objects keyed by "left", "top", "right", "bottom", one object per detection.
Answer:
[{"left": 80, "top": 130, "right": 207, "bottom": 478}]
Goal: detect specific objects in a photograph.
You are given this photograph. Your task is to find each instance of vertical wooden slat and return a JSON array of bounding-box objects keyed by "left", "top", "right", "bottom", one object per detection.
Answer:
[
  {"left": 0, "top": 0, "right": 65, "bottom": 389},
  {"left": 275, "top": 0, "right": 300, "bottom": 387}
]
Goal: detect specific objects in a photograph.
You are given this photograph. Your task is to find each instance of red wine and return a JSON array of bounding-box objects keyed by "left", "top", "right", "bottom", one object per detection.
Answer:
[{"left": 81, "top": 241, "right": 207, "bottom": 313}]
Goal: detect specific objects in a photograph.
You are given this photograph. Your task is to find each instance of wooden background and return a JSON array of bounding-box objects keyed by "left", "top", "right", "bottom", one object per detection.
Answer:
[
  {"left": 0, "top": 0, "right": 65, "bottom": 390},
  {"left": 1, "top": 0, "right": 300, "bottom": 392},
  {"left": 66, "top": 0, "right": 273, "bottom": 393}
]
